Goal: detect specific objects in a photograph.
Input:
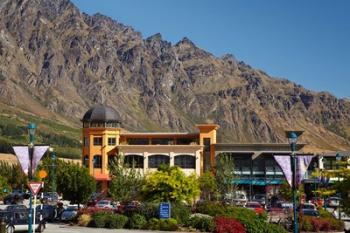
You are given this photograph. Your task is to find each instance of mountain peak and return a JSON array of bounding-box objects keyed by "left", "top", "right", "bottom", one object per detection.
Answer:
[{"left": 176, "top": 37, "right": 196, "bottom": 47}]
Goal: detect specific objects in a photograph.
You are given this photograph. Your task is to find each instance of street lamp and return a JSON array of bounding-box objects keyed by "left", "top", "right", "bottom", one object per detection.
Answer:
[
  {"left": 286, "top": 130, "right": 303, "bottom": 233},
  {"left": 27, "top": 123, "right": 36, "bottom": 233},
  {"left": 49, "top": 147, "right": 57, "bottom": 194},
  {"left": 336, "top": 153, "right": 341, "bottom": 221}
]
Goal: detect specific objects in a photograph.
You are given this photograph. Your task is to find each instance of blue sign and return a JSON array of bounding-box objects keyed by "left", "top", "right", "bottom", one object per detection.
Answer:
[{"left": 159, "top": 202, "right": 171, "bottom": 219}]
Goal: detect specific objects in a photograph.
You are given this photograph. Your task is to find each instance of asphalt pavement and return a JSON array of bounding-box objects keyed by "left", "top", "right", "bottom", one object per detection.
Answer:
[{"left": 44, "top": 223, "right": 189, "bottom": 233}]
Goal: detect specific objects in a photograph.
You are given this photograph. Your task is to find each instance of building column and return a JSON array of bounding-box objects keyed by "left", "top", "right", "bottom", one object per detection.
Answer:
[
  {"left": 143, "top": 152, "right": 148, "bottom": 174},
  {"left": 196, "top": 150, "right": 201, "bottom": 176},
  {"left": 170, "top": 152, "right": 174, "bottom": 167}
]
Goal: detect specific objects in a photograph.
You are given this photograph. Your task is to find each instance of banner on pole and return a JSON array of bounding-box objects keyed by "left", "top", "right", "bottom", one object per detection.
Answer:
[
  {"left": 13, "top": 146, "right": 30, "bottom": 175},
  {"left": 296, "top": 156, "right": 314, "bottom": 185},
  {"left": 274, "top": 155, "right": 292, "bottom": 187},
  {"left": 32, "top": 146, "right": 49, "bottom": 174}
]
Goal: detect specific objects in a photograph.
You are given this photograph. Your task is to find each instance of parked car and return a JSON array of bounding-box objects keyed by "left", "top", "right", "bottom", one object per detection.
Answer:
[
  {"left": 301, "top": 209, "right": 320, "bottom": 217},
  {"left": 3, "top": 191, "right": 25, "bottom": 205},
  {"left": 60, "top": 205, "right": 79, "bottom": 222},
  {"left": 0, "top": 206, "right": 45, "bottom": 233},
  {"left": 245, "top": 201, "right": 265, "bottom": 214},
  {"left": 36, "top": 204, "right": 57, "bottom": 222},
  {"left": 326, "top": 197, "right": 341, "bottom": 208},
  {"left": 252, "top": 194, "right": 266, "bottom": 206},
  {"left": 299, "top": 203, "right": 317, "bottom": 211},
  {"left": 39, "top": 192, "right": 59, "bottom": 204},
  {"left": 224, "top": 191, "right": 248, "bottom": 206},
  {"left": 96, "top": 199, "right": 117, "bottom": 209}
]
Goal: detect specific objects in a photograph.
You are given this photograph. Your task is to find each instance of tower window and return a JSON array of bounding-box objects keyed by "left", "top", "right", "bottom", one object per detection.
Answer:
[
  {"left": 83, "top": 137, "right": 89, "bottom": 147},
  {"left": 93, "top": 137, "right": 102, "bottom": 146},
  {"left": 108, "top": 137, "right": 116, "bottom": 146},
  {"left": 93, "top": 155, "right": 102, "bottom": 168}
]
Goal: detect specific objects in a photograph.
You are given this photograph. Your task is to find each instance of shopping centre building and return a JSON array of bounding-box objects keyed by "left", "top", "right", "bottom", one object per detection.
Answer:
[{"left": 81, "top": 105, "right": 348, "bottom": 197}]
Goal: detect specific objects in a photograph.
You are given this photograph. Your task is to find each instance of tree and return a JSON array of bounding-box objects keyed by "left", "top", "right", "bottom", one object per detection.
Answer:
[
  {"left": 0, "top": 176, "right": 11, "bottom": 199},
  {"left": 321, "top": 159, "right": 350, "bottom": 215},
  {"left": 0, "top": 161, "right": 27, "bottom": 190},
  {"left": 108, "top": 154, "right": 144, "bottom": 203},
  {"left": 56, "top": 160, "right": 95, "bottom": 207},
  {"left": 198, "top": 171, "right": 218, "bottom": 201},
  {"left": 142, "top": 165, "right": 200, "bottom": 203},
  {"left": 215, "top": 153, "right": 236, "bottom": 199}
]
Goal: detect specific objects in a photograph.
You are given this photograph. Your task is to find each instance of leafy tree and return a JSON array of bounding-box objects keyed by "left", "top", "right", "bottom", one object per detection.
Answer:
[
  {"left": 56, "top": 160, "right": 95, "bottom": 207},
  {"left": 198, "top": 171, "right": 218, "bottom": 201},
  {"left": 279, "top": 181, "right": 292, "bottom": 200},
  {"left": 108, "top": 154, "right": 144, "bottom": 203},
  {"left": 215, "top": 154, "right": 236, "bottom": 199},
  {"left": 142, "top": 165, "right": 200, "bottom": 203},
  {"left": 0, "top": 161, "right": 27, "bottom": 189},
  {"left": 0, "top": 176, "right": 11, "bottom": 199},
  {"left": 321, "top": 159, "right": 350, "bottom": 215}
]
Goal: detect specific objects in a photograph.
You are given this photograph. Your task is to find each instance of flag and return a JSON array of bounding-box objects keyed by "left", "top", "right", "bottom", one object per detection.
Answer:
[
  {"left": 274, "top": 155, "right": 292, "bottom": 187},
  {"left": 32, "top": 146, "right": 49, "bottom": 174},
  {"left": 12, "top": 146, "right": 30, "bottom": 175}
]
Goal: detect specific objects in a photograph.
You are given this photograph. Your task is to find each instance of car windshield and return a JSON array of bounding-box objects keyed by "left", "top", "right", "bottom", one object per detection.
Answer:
[
  {"left": 98, "top": 201, "right": 109, "bottom": 205},
  {"left": 254, "top": 195, "right": 265, "bottom": 199}
]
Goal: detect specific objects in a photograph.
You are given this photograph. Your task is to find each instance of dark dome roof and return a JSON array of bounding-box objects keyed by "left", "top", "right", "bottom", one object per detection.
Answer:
[{"left": 82, "top": 105, "right": 121, "bottom": 123}]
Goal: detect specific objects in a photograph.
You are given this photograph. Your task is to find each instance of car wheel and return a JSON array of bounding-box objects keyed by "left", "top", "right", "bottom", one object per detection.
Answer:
[{"left": 6, "top": 225, "right": 15, "bottom": 233}]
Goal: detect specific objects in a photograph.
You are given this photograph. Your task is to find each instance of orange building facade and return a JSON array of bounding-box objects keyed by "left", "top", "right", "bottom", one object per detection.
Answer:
[{"left": 82, "top": 105, "right": 218, "bottom": 191}]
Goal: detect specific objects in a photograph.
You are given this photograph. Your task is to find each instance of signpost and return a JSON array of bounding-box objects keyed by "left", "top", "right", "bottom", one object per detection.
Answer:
[
  {"left": 159, "top": 202, "right": 171, "bottom": 219},
  {"left": 28, "top": 182, "right": 42, "bottom": 232}
]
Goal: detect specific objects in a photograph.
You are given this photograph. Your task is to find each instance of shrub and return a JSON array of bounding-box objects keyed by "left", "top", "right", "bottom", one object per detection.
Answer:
[
  {"left": 171, "top": 201, "right": 191, "bottom": 225},
  {"left": 91, "top": 211, "right": 109, "bottom": 228},
  {"left": 138, "top": 202, "right": 159, "bottom": 219},
  {"left": 159, "top": 218, "right": 178, "bottom": 231},
  {"left": 188, "top": 215, "right": 215, "bottom": 232},
  {"left": 196, "top": 201, "right": 226, "bottom": 216},
  {"left": 148, "top": 218, "right": 160, "bottom": 230},
  {"left": 129, "top": 214, "right": 147, "bottom": 229},
  {"left": 107, "top": 214, "right": 128, "bottom": 229},
  {"left": 214, "top": 216, "right": 246, "bottom": 233},
  {"left": 300, "top": 215, "right": 344, "bottom": 232},
  {"left": 77, "top": 214, "right": 91, "bottom": 227}
]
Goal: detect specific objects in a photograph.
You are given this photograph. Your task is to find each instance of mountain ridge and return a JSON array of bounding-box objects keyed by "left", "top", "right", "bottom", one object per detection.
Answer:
[{"left": 0, "top": 0, "right": 349, "bottom": 153}]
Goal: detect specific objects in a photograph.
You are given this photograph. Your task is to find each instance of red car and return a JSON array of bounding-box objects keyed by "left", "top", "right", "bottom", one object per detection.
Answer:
[{"left": 245, "top": 202, "right": 265, "bottom": 214}]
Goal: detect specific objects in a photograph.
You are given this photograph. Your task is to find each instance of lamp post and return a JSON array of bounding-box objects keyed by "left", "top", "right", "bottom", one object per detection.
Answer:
[
  {"left": 49, "top": 148, "right": 57, "bottom": 194},
  {"left": 27, "top": 123, "right": 36, "bottom": 233},
  {"left": 286, "top": 130, "right": 303, "bottom": 233},
  {"left": 336, "top": 153, "right": 341, "bottom": 221}
]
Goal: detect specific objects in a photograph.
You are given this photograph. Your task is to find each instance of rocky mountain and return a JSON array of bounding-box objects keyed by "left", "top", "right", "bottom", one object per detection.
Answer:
[{"left": 0, "top": 0, "right": 349, "bottom": 152}]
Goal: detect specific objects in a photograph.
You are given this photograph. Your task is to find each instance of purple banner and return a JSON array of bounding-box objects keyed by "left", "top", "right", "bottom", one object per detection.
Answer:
[
  {"left": 274, "top": 155, "right": 292, "bottom": 187},
  {"left": 296, "top": 155, "right": 314, "bottom": 185},
  {"left": 32, "top": 146, "right": 49, "bottom": 174},
  {"left": 13, "top": 146, "right": 30, "bottom": 175}
]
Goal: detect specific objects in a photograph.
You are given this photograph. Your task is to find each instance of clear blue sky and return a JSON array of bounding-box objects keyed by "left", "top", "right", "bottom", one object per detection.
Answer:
[{"left": 71, "top": 0, "right": 350, "bottom": 99}]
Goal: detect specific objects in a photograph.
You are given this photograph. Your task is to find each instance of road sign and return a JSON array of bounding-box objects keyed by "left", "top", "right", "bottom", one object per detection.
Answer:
[
  {"left": 159, "top": 202, "right": 171, "bottom": 219},
  {"left": 28, "top": 182, "right": 42, "bottom": 195}
]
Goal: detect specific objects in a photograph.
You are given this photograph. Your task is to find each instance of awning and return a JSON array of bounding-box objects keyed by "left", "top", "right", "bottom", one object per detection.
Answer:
[
  {"left": 233, "top": 179, "right": 284, "bottom": 185},
  {"left": 94, "top": 174, "right": 111, "bottom": 181}
]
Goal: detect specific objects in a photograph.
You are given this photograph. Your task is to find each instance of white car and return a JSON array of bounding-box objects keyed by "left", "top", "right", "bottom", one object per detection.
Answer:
[{"left": 224, "top": 191, "right": 248, "bottom": 206}]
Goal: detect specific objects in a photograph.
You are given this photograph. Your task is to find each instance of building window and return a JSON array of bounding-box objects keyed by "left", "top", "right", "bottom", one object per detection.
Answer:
[
  {"left": 93, "top": 137, "right": 102, "bottom": 146},
  {"left": 93, "top": 155, "right": 102, "bottom": 168},
  {"left": 176, "top": 138, "right": 198, "bottom": 145},
  {"left": 83, "top": 155, "right": 89, "bottom": 167},
  {"left": 83, "top": 137, "right": 89, "bottom": 147},
  {"left": 148, "top": 154, "right": 170, "bottom": 168},
  {"left": 127, "top": 138, "right": 149, "bottom": 145},
  {"left": 124, "top": 155, "right": 144, "bottom": 168},
  {"left": 174, "top": 155, "right": 195, "bottom": 169},
  {"left": 108, "top": 137, "right": 116, "bottom": 146},
  {"left": 151, "top": 138, "right": 174, "bottom": 145}
]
